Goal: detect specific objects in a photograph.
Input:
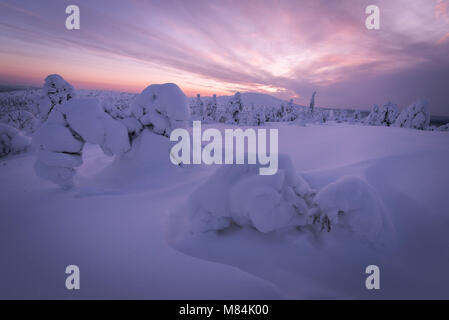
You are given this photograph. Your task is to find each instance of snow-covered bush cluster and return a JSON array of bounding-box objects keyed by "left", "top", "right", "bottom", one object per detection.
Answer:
[
  {"left": 187, "top": 154, "right": 386, "bottom": 241},
  {"left": 33, "top": 97, "right": 132, "bottom": 188},
  {"left": 364, "top": 102, "right": 399, "bottom": 126},
  {"left": 0, "top": 123, "right": 30, "bottom": 157},
  {"left": 191, "top": 92, "right": 307, "bottom": 125},
  {"left": 32, "top": 77, "right": 191, "bottom": 188},
  {"left": 131, "top": 83, "right": 189, "bottom": 137},
  {"left": 0, "top": 109, "right": 38, "bottom": 134},
  {"left": 394, "top": 100, "right": 430, "bottom": 130},
  {"left": 80, "top": 91, "right": 136, "bottom": 120},
  {"left": 0, "top": 89, "right": 40, "bottom": 133}
]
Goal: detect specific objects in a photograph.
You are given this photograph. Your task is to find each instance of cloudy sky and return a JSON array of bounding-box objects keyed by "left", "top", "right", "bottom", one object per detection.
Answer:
[{"left": 0, "top": 0, "right": 448, "bottom": 114}]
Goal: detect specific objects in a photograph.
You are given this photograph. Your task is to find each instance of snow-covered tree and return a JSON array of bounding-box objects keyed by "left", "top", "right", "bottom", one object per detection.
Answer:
[
  {"left": 131, "top": 83, "right": 189, "bottom": 136},
  {"left": 204, "top": 94, "right": 217, "bottom": 122},
  {"left": 350, "top": 110, "right": 363, "bottom": 123},
  {"left": 248, "top": 105, "right": 266, "bottom": 126},
  {"left": 191, "top": 94, "right": 204, "bottom": 121},
  {"left": 312, "top": 108, "right": 327, "bottom": 124},
  {"left": 264, "top": 106, "right": 276, "bottom": 122},
  {"left": 283, "top": 99, "right": 297, "bottom": 122},
  {"left": 34, "top": 74, "right": 75, "bottom": 122},
  {"left": 276, "top": 103, "right": 285, "bottom": 121},
  {"left": 225, "top": 92, "right": 244, "bottom": 125},
  {"left": 364, "top": 102, "right": 399, "bottom": 126},
  {"left": 394, "top": 100, "right": 430, "bottom": 130},
  {"left": 309, "top": 91, "right": 316, "bottom": 113}
]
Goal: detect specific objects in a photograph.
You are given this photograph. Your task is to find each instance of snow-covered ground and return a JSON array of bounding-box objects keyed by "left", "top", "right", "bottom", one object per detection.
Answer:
[{"left": 1, "top": 122, "right": 449, "bottom": 299}]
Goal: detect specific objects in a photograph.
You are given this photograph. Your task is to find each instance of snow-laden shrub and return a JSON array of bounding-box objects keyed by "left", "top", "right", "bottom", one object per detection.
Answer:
[
  {"left": 34, "top": 74, "right": 75, "bottom": 122},
  {"left": 364, "top": 102, "right": 399, "bottom": 126},
  {"left": 188, "top": 154, "right": 315, "bottom": 233},
  {"left": 394, "top": 100, "right": 430, "bottom": 130},
  {"left": 437, "top": 123, "right": 449, "bottom": 131},
  {"left": 187, "top": 154, "right": 388, "bottom": 241},
  {"left": 311, "top": 109, "right": 327, "bottom": 124},
  {"left": 33, "top": 97, "right": 131, "bottom": 188},
  {"left": 0, "top": 123, "right": 30, "bottom": 157},
  {"left": 131, "top": 83, "right": 189, "bottom": 136},
  {"left": 225, "top": 92, "right": 244, "bottom": 125},
  {"left": 335, "top": 110, "right": 348, "bottom": 123},
  {"left": 349, "top": 110, "right": 363, "bottom": 123},
  {"left": 0, "top": 109, "right": 38, "bottom": 134},
  {"left": 283, "top": 99, "right": 297, "bottom": 121},
  {"left": 310, "top": 176, "right": 386, "bottom": 240},
  {"left": 248, "top": 105, "right": 266, "bottom": 126}
]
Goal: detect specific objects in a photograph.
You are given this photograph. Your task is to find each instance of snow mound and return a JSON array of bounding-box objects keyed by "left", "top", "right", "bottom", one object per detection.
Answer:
[
  {"left": 394, "top": 100, "right": 430, "bottom": 130},
  {"left": 131, "top": 83, "right": 189, "bottom": 136},
  {"left": 437, "top": 123, "right": 449, "bottom": 131},
  {"left": 0, "top": 123, "right": 30, "bottom": 157},
  {"left": 364, "top": 102, "right": 399, "bottom": 126},
  {"left": 312, "top": 176, "right": 386, "bottom": 241},
  {"left": 188, "top": 154, "right": 315, "bottom": 233}
]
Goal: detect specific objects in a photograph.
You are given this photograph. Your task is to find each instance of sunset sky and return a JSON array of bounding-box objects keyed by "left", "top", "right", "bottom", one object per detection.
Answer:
[{"left": 1, "top": 0, "right": 449, "bottom": 114}]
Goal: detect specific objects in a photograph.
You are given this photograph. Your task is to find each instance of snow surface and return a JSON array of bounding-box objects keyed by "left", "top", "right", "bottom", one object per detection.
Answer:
[{"left": 1, "top": 121, "right": 449, "bottom": 299}]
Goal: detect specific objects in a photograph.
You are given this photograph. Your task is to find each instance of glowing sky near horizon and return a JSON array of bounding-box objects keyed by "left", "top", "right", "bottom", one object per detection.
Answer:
[{"left": 1, "top": 0, "right": 449, "bottom": 114}]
